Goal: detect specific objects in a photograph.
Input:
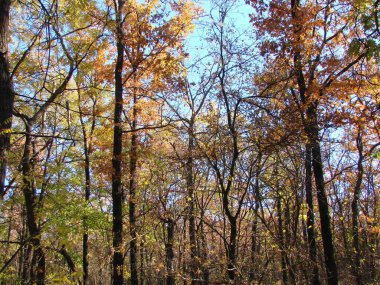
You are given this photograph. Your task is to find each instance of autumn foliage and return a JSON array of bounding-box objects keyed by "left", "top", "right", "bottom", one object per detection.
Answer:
[{"left": 0, "top": 0, "right": 379, "bottom": 284}]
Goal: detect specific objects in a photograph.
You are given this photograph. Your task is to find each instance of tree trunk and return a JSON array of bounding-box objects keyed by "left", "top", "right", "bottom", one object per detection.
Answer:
[
  {"left": 58, "top": 245, "right": 77, "bottom": 274},
  {"left": 351, "top": 131, "right": 363, "bottom": 285},
  {"left": 22, "top": 122, "right": 45, "bottom": 285},
  {"left": 111, "top": 1, "right": 125, "bottom": 283},
  {"left": 181, "top": 217, "right": 187, "bottom": 285},
  {"left": 82, "top": 124, "right": 91, "bottom": 285},
  {"left": 305, "top": 144, "right": 321, "bottom": 285},
  {"left": 227, "top": 217, "right": 237, "bottom": 281},
  {"left": 307, "top": 103, "right": 338, "bottom": 285},
  {"left": 165, "top": 219, "right": 175, "bottom": 285},
  {"left": 78, "top": 89, "right": 96, "bottom": 285},
  {"left": 250, "top": 212, "right": 259, "bottom": 282},
  {"left": 140, "top": 239, "right": 145, "bottom": 285},
  {"left": 21, "top": 243, "right": 32, "bottom": 284},
  {"left": 291, "top": 0, "right": 338, "bottom": 280},
  {"left": 199, "top": 215, "right": 209, "bottom": 285},
  {"left": 277, "top": 194, "right": 288, "bottom": 285},
  {"left": 129, "top": 89, "right": 139, "bottom": 285},
  {"left": 0, "top": 0, "right": 14, "bottom": 198},
  {"left": 20, "top": 210, "right": 31, "bottom": 285},
  {"left": 187, "top": 118, "right": 200, "bottom": 284},
  {"left": 284, "top": 200, "right": 296, "bottom": 284},
  {"left": 250, "top": 159, "right": 261, "bottom": 283}
]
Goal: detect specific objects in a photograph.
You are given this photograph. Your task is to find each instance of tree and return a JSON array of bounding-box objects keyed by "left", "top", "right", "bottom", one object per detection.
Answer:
[
  {"left": 0, "top": 0, "right": 13, "bottom": 198},
  {"left": 111, "top": 0, "right": 125, "bottom": 284},
  {"left": 249, "top": 0, "right": 379, "bottom": 283}
]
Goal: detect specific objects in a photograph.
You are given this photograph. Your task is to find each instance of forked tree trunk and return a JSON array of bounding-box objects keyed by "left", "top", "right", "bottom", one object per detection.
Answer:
[
  {"left": 22, "top": 122, "right": 45, "bottom": 285},
  {"left": 291, "top": 0, "right": 338, "bottom": 279}
]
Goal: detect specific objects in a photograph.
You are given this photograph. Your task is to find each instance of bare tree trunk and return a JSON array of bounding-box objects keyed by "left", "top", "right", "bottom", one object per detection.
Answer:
[
  {"left": 20, "top": 209, "right": 32, "bottom": 285},
  {"left": 250, "top": 157, "right": 261, "bottom": 283},
  {"left": 58, "top": 245, "right": 77, "bottom": 275},
  {"left": 187, "top": 118, "right": 200, "bottom": 284},
  {"left": 165, "top": 219, "right": 175, "bottom": 285},
  {"left": 227, "top": 217, "right": 237, "bottom": 281},
  {"left": 22, "top": 122, "right": 45, "bottom": 285},
  {"left": 284, "top": 200, "right": 296, "bottom": 284},
  {"left": 307, "top": 103, "right": 338, "bottom": 285},
  {"left": 291, "top": 0, "right": 338, "bottom": 279},
  {"left": 111, "top": 1, "right": 125, "bottom": 283},
  {"left": 140, "top": 239, "right": 145, "bottom": 285},
  {"left": 129, "top": 88, "right": 139, "bottom": 285},
  {"left": 0, "top": 0, "right": 14, "bottom": 198},
  {"left": 181, "top": 217, "right": 187, "bottom": 285},
  {"left": 199, "top": 213, "right": 209, "bottom": 285},
  {"left": 351, "top": 131, "right": 363, "bottom": 285},
  {"left": 305, "top": 144, "right": 321, "bottom": 285},
  {"left": 79, "top": 98, "right": 92, "bottom": 285},
  {"left": 277, "top": 194, "right": 288, "bottom": 285},
  {"left": 250, "top": 211, "right": 259, "bottom": 282},
  {"left": 21, "top": 243, "right": 32, "bottom": 285},
  {"left": 82, "top": 158, "right": 90, "bottom": 285}
]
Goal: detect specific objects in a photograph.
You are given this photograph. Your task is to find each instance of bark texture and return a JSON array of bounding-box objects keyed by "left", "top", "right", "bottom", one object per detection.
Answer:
[
  {"left": 111, "top": 1, "right": 125, "bottom": 283},
  {"left": 0, "top": 0, "right": 14, "bottom": 198}
]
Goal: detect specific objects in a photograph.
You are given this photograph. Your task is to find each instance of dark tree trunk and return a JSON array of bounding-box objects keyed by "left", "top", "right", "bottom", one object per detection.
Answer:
[
  {"left": 21, "top": 243, "right": 32, "bottom": 284},
  {"left": 284, "top": 200, "right": 296, "bottom": 284},
  {"left": 181, "top": 217, "right": 187, "bottom": 285},
  {"left": 20, "top": 214, "right": 32, "bottom": 285},
  {"left": 187, "top": 118, "right": 199, "bottom": 284},
  {"left": 289, "top": 0, "right": 335, "bottom": 280},
  {"left": 291, "top": 0, "right": 339, "bottom": 276},
  {"left": 82, "top": 185, "right": 90, "bottom": 282},
  {"left": 129, "top": 89, "right": 139, "bottom": 285},
  {"left": 78, "top": 89, "right": 96, "bottom": 285},
  {"left": 307, "top": 103, "right": 338, "bottom": 285},
  {"left": 250, "top": 213, "right": 259, "bottom": 282},
  {"left": 249, "top": 159, "right": 261, "bottom": 283},
  {"left": 0, "top": 0, "right": 14, "bottom": 198},
  {"left": 305, "top": 144, "right": 321, "bottom": 285},
  {"left": 351, "top": 131, "right": 363, "bottom": 285},
  {"left": 111, "top": 1, "right": 125, "bottom": 283},
  {"left": 216, "top": 11, "right": 241, "bottom": 282},
  {"left": 140, "top": 240, "right": 145, "bottom": 285},
  {"left": 81, "top": 117, "right": 91, "bottom": 285},
  {"left": 227, "top": 217, "right": 237, "bottom": 281},
  {"left": 22, "top": 122, "right": 45, "bottom": 285},
  {"left": 277, "top": 194, "right": 288, "bottom": 285},
  {"left": 333, "top": 183, "right": 350, "bottom": 257},
  {"left": 165, "top": 219, "right": 175, "bottom": 285},
  {"left": 199, "top": 215, "right": 209, "bottom": 285},
  {"left": 58, "top": 245, "right": 76, "bottom": 274}
]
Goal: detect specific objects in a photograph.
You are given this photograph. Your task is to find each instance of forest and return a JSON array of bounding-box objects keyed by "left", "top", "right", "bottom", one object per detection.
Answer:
[{"left": 0, "top": 0, "right": 379, "bottom": 284}]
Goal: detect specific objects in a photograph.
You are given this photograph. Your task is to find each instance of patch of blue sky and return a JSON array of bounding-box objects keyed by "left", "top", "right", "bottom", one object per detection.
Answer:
[{"left": 185, "top": 0, "right": 255, "bottom": 67}]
